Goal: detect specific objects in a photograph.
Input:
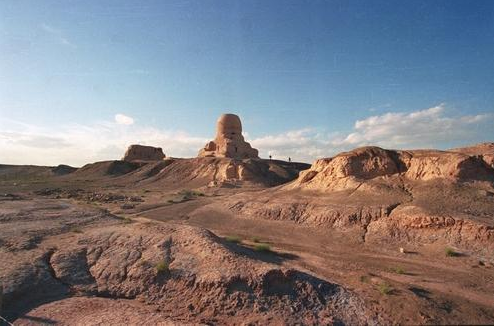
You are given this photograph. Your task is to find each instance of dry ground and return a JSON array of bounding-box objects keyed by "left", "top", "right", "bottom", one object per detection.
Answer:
[{"left": 1, "top": 161, "right": 494, "bottom": 325}]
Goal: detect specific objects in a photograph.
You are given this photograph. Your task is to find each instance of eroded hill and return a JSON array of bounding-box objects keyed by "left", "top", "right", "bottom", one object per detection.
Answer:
[{"left": 224, "top": 144, "right": 494, "bottom": 257}]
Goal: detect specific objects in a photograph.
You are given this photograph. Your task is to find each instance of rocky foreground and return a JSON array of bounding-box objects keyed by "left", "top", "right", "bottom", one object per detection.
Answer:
[{"left": 1, "top": 198, "right": 375, "bottom": 325}]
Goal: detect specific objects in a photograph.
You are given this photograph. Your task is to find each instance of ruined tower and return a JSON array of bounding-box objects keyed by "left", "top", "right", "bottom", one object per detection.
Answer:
[{"left": 198, "top": 114, "right": 259, "bottom": 159}]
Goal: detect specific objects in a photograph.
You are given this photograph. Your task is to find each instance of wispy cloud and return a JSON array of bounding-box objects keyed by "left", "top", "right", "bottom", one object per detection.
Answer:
[
  {"left": 0, "top": 105, "right": 492, "bottom": 166},
  {"left": 114, "top": 113, "right": 134, "bottom": 125},
  {"left": 332, "top": 104, "right": 491, "bottom": 148},
  {"left": 0, "top": 117, "right": 207, "bottom": 166},
  {"left": 250, "top": 104, "right": 493, "bottom": 162},
  {"left": 41, "top": 23, "right": 77, "bottom": 48}
]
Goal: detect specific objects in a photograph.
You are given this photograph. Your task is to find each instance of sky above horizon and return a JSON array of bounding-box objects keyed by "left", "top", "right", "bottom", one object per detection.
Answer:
[{"left": 1, "top": 0, "right": 494, "bottom": 166}]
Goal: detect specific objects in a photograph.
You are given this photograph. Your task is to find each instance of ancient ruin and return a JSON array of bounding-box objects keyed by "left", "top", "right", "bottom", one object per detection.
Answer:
[
  {"left": 198, "top": 114, "right": 259, "bottom": 159},
  {"left": 122, "top": 144, "right": 165, "bottom": 161}
]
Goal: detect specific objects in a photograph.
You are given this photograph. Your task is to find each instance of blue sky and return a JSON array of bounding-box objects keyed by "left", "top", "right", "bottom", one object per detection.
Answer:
[{"left": 1, "top": 0, "right": 493, "bottom": 165}]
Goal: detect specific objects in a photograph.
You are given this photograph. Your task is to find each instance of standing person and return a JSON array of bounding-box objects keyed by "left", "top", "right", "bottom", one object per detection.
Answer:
[
  {"left": 288, "top": 157, "right": 291, "bottom": 162},
  {"left": 269, "top": 155, "right": 272, "bottom": 160}
]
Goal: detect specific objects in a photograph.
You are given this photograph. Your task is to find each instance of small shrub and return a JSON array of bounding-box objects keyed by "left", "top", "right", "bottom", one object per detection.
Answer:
[
  {"left": 378, "top": 283, "right": 393, "bottom": 295},
  {"left": 391, "top": 267, "right": 405, "bottom": 274},
  {"left": 167, "top": 199, "right": 175, "bottom": 204},
  {"left": 254, "top": 243, "right": 271, "bottom": 252},
  {"left": 445, "top": 247, "right": 458, "bottom": 257},
  {"left": 156, "top": 261, "right": 169, "bottom": 274},
  {"left": 70, "top": 227, "right": 83, "bottom": 233},
  {"left": 177, "top": 189, "right": 205, "bottom": 199},
  {"left": 360, "top": 275, "right": 369, "bottom": 283},
  {"left": 122, "top": 217, "right": 132, "bottom": 224},
  {"left": 252, "top": 237, "right": 260, "bottom": 243},
  {"left": 226, "top": 235, "right": 242, "bottom": 244}
]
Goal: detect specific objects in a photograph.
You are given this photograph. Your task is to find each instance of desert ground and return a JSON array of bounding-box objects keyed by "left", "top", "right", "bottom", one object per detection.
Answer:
[{"left": 1, "top": 140, "right": 494, "bottom": 325}]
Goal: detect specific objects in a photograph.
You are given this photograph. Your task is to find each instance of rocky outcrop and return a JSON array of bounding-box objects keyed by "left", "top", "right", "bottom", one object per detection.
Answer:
[
  {"left": 123, "top": 144, "right": 165, "bottom": 162},
  {"left": 290, "top": 147, "right": 405, "bottom": 191},
  {"left": 223, "top": 144, "right": 494, "bottom": 257},
  {"left": 364, "top": 205, "right": 494, "bottom": 254},
  {"left": 450, "top": 142, "right": 494, "bottom": 168},
  {"left": 198, "top": 114, "right": 259, "bottom": 159},
  {"left": 290, "top": 145, "right": 494, "bottom": 192},
  {"left": 401, "top": 150, "right": 493, "bottom": 181}
]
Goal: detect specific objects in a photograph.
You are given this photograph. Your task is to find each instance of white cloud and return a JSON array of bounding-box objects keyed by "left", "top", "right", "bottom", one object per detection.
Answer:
[
  {"left": 0, "top": 104, "right": 491, "bottom": 166},
  {"left": 249, "top": 128, "right": 331, "bottom": 161},
  {"left": 0, "top": 118, "right": 207, "bottom": 166},
  {"left": 333, "top": 104, "right": 491, "bottom": 149},
  {"left": 248, "top": 104, "right": 493, "bottom": 162},
  {"left": 114, "top": 113, "right": 134, "bottom": 125}
]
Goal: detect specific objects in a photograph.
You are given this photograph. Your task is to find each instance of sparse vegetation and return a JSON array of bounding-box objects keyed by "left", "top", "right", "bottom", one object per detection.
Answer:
[
  {"left": 360, "top": 275, "right": 369, "bottom": 283},
  {"left": 69, "top": 227, "right": 83, "bottom": 233},
  {"left": 167, "top": 189, "right": 206, "bottom": 204},
  {"left": 225, "top": 235, "right": 242, "bottom": 243},
  {"left": 156, "top": 260, "right": 169, "bottom": 274},
  {"left": 378, "top": 282, "right": 393, "bottom": 295},
  {"left": 178, "top": 189, "right": 205, "bottom": 199},
  {"left": 252, "top": 236, "right": 261, "bottom": 243},
  {"left": 122, "top": 217, "right": 132, "bottom": 224},
  {"left": 254, "top": 243, "right": 271, "bottom": 252},
  {"left": 445, "top": 247, "right": 459, "bottom": 257},
  {"left": 391, "top": 267, "right": 405, "bottom": 274}
]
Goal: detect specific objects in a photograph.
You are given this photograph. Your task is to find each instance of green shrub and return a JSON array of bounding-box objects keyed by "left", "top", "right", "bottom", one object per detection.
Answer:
[
  {"left": 251, "top": 237, "right": 260, "bottom": 243},
  {"left": 445, "top": 247, "right": 458, "bottom": 257},
  {"left": 254, "top": 243, "right": 271, "bottom": 252},
  {"left": 178, "top": 189, "right": 204, "bottom": 199},
  {"left": 122, "top": 217, "right": 132, "bottom": 224},
  {"left": 70, "top": 227, "right": 83, "bottom": 233},
  {"left": 360, "top": 275, "right": 369, "bottom": 283},
  {"left": 391, "top": 267, "right": 405, "bottom": 274},
  {"left": 378, "top": 283, "right": 393, "bottom": 295},
  {"left": 156, "top": 261, "right": 169, "bottom": 274},
  {"left": 226, "top": 235, "right": 242, "bottom": 243}
]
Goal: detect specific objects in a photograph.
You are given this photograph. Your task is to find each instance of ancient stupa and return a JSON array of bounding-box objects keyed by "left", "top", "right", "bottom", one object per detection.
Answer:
[
  {"left": 122, "top": 144, "right": 165, "bottom": 161},
  {"left": 198, "top": 113, "right": 259, "bottom": 159}
]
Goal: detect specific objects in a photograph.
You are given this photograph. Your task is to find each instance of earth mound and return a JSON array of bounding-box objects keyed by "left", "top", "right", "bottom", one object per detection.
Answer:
[
  {"left": 123, "top": 144, "right": 165, "bottom": 162},
  {"left": 1, "top": 199, "right": 372, "bottom": 325},
  {"left": 0, "top": 164, "right": 76, "bottom": 180},
  {"left": 71, "top": 160, "right": 146, "bottom": 179},
  {"left": 290, "top": 145, "right": 494, "bottom": 192},
  {"left": 137, "top": 157, "right": 310, "bottom": 189},
  {"left": 51, "top": 164, "right": 77, "bottom": 176}
]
